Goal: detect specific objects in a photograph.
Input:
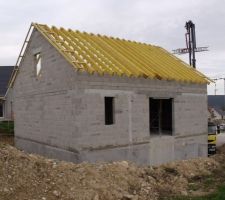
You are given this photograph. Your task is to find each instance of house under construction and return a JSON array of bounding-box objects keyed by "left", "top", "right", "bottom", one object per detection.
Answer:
[{"left": 10, "top": 23, "right": 210, "bottom": 165}]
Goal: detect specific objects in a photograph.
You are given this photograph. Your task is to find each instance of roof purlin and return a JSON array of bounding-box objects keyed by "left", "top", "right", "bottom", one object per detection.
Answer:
[
  {"left": 70, "top": 30, "right": 125, "bottom": 76},
  {"left": 32, "top": 23, "right": 209, "bottom": 84},
  {"left": 55, "top": 27, "right": 105, "bottom": 75}
]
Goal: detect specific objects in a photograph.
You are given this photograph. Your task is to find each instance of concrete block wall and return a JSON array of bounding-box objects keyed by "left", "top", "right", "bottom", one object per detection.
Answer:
[
  {"left": 174, "top": 93, "right": 208, "bottom": 136},
  {"left": 14, "top": 29, "right": 208, "bottom": 165}
]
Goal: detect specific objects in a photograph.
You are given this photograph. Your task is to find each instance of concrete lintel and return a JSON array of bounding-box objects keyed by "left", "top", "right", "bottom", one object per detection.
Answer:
[
  {"left": 84, "top": 88, "right": 134, "bottom": 96},
  {"left": 174, "top": 132, "right": 207, "bottom": 139}
]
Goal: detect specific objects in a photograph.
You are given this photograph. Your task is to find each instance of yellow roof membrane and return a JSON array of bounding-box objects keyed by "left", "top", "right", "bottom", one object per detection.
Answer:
[{"left": 33, "top": 23, "right": 210, "bottom": 84}]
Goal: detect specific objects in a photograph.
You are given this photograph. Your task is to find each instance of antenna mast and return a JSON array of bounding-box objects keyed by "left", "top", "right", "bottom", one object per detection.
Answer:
[{"left": 172, "top": 20, "right": 208, "bottom": 68}]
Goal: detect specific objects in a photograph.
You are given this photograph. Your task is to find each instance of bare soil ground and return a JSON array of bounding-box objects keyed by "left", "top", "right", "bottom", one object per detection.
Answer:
[
  {"left": 0, "top": 137, "right": 225, "bottom": 200},
  {"left": 0, "top": 135, "right": 14, "bottom": 146}
]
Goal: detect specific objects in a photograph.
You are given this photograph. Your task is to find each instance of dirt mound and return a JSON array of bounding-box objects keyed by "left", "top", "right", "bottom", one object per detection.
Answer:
[
  {"left": 217, "top": 143, "right": 225, "bottom": 154},
  {"left": 0, "top": 135, "right": 14, "bottom": 146},
  {"left": 0, "top": 144, "right": 224, "bottom": 200},
  {"left": 0, "top": 145, "right": 154, "bottom": 200}
]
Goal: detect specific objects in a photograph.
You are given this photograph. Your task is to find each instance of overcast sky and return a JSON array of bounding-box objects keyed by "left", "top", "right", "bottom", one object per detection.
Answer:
[{"left": 0, "top": 0, "right": 224, "bottom": 94}]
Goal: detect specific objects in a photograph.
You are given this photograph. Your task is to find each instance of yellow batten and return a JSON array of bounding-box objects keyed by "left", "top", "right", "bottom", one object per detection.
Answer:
[{"left": 31, "top": 23, "right": 209, "bottom": 84}]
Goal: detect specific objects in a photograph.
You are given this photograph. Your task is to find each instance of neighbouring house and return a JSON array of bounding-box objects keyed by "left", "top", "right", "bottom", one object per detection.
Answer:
[
  {"left": 208, "top": 95, "right": 225, "bottom": 110},
  {"left": 10, "top": 23, "right": 210, "bottom": 165},
  {"left": 0, "top": 66, "right": 14, "bottom": 121},
  {"left": 208, "top": 95, "right": 225, "bottom": 121},
  {"left": 209, "top": 107, "right": 225, "bottom": 120}
]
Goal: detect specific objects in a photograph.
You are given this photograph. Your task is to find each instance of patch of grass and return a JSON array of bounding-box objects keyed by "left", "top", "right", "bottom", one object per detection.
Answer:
[
  {"left": 204, "top": 177, "right": 214, "bottom": 188},
  {"left": 187, "top": 174, "right": 215, "bottom": 193},
  {"left": 188, "top": 168, "right": 225, "bottom": 192},
  {"left": 211, "top": 184, "right": 225, "bottom": 199},
  {"left": 171, "top": 184, "right": 225, "bottom": 200},
  {"left": 0, "top": 121, "right": 14, "bottom": 135}
]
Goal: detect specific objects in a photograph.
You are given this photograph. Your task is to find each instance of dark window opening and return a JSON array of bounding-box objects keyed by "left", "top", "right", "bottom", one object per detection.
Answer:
[
  {"left": 105, "top": 97, "right": 114, "bottom": 125},
  {"left": 0, "top": 102, "right": 3, "bottom": 118},
  {"left": 149, "top": 98, "right": 172, "bottom": 135}
]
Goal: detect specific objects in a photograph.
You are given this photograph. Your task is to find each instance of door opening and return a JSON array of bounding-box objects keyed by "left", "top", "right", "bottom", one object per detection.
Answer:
[
  {"left": 149, "top": 98, "right": 172, "bottom": 135},
  {"left": 0, "top": 102, "right": 3, "bottom": 118}
]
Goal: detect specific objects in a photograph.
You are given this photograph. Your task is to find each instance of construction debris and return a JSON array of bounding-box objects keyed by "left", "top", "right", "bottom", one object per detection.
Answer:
[{"left": 0, "top": 141, "right": 225, "bottom": 200}]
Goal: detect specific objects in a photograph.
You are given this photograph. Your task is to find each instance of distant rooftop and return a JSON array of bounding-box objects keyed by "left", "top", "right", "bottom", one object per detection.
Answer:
[
  {"left": 0, "top": 66, "right": 14, "bottom": 97},
  {"left": 213, "top": 106, "right": 225, "bottom": 116}
]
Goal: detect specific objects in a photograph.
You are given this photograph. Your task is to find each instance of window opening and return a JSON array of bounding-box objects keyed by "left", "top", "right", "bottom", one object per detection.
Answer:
[
  {"left": 35, "top": 53, "right": 42, "bottom": 76},
  {"left": 105, "top": 97, "right": 114, "bottom": 125}
]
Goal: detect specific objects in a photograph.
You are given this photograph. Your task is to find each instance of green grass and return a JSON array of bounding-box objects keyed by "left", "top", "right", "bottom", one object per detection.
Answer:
[
  {"left": 171, "top": 184, "right": 225, "bottom": 200},
  {"left": 0, "top": 121, "right": 14, "bottom": 134}
]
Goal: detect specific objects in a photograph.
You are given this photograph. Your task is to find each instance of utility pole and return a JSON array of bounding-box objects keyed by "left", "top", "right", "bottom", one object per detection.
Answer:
[
  {"left": 213, "top": 78, "right": 225, "bottom": 110},
  {"left": 214, "top": 82, "right": 217, "bottom": 96},
  {"left": 173, "top": 20, "right": 208, "bottom": 69}
]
